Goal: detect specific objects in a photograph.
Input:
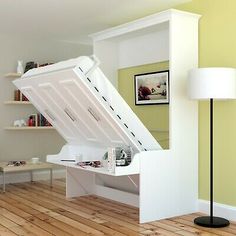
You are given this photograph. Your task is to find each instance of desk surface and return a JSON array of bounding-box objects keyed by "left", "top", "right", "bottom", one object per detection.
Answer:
[{"left": 0, "top": 162, "right": 54, "bottom": 173}]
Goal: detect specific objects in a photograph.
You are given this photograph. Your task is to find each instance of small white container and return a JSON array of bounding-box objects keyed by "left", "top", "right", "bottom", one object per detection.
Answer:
[
  {"left": 31, "top": 157, "right": 40, "bottom": 164},
  {"left": 75, "top": 154, "right": 83, "bottom": 162}
]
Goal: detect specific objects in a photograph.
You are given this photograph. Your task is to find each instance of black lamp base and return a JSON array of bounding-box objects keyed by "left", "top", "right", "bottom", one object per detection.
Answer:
[{"left": 194, "top": 216, "right": 230, "bottom": 228}]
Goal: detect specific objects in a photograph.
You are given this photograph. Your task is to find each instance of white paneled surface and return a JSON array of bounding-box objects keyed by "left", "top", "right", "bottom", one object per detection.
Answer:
[{"left": 14, "top": 56, "right": 161, "bottom": 152}]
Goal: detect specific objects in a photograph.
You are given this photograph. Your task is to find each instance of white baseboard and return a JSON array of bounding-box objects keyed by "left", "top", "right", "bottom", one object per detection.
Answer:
[
  {"left": 198, "top": 199, "right": 236, "bottom": 222},
  {"left": 0, "top": 168, "right": 66, "bottom": 185}
]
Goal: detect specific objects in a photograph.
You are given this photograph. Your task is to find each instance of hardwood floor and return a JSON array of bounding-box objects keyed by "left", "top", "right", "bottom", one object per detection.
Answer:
[{"left": 0, "top": 179, "right": 235, "bottom": 236}]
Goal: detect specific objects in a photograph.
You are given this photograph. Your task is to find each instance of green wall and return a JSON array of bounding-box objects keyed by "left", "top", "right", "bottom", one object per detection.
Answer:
[
  {"left": 118, "top": 61, "right": 169, "bottom": 149},
  {"left": 176, "top": 0, "right": 236, "bottom": 206}
]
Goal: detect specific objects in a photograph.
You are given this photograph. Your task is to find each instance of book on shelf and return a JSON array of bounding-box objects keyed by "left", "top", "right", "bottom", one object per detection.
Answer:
[
  {"left": 14, "top": 90, "right": 21, "bottom": 101},
  {"left": 24, "top": 61, "right": 36, "bottom": 73},
  {"left": 14, "top": 89, "right": 29, "bottom": 101},
  {"left": 28, "top": 114, "right": 37, "bottom": 126},
  {"left": 38, "top": 113, "right": 46, "bottom": 126},
  {"left": 22, "top": 93, "right": 28, "bottom": 101}
]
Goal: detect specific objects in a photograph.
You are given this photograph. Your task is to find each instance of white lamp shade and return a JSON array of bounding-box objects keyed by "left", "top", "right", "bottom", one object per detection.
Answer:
[{"left": 188, "top": 67, "right": 236, "bottom": 100}]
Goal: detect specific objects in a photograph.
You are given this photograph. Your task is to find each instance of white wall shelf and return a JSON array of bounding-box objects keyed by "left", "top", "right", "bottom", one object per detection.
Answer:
[
  {"left": 5, "top": 126, "right": 54, "bottom": 130},
  {"left": 4, "top": 101, "right": 32, "bottom": 105},
  {"left": 4, "top": 73, "right": 22, "bottom": 78}
]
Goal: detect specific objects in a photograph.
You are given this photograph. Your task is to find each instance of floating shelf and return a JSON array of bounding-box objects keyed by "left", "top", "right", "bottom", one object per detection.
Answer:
[
  {"left": 4, "top": 73, "right": 22, "bottom": 78},
  {"left": 5, "top": 126, "right": 55, "bottom": 130},
  {"left": 4, "top": 101, "right": 32, "bottom": 105}
]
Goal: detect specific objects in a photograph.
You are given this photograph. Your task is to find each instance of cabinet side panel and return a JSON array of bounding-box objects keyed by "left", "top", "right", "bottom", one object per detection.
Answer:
[{"left": 140, "top": 13, "right": 199, "bottom": 223}]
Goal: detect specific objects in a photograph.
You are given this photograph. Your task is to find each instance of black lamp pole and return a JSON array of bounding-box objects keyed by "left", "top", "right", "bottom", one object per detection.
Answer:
[
  {"left": 194, "top": 99, "right": 230, "bottom": 228},
  {"left": 210, "top": 98, "right": 213, "bottom": 223}
]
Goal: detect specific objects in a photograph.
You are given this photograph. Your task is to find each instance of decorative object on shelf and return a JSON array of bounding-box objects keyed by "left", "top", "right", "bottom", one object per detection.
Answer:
[
  {"left": 24, "top": 61, "right": 36, "bottom": 73},
  {"left": 28, "top": 114, "right": 37, "bottom": 126},
  {"left": 13, "top": 119, "right": 26, "bottom": 127},
  {"left": 77, "top": 161, "right": 101, "bottom": 168},
  {"left": 75, "top": 154, "right": 83, "bottom": 162},
  {"left": 107, "top": 146, "right": 132, "bottom": 173},
  {"left": 102, "top": 152, "right": 108, "bottom": 168},
  {"left": 7, "top": 160, "right": 26, "bottom": 166},
  {"left": 31, "top": 157, "right": 40, "bottom": 164},
  {"left": 115, "top": 146, "right": 132, "bottom": 166},
  {"left": 107, "top": 148, "right": 116, "bottom": 173},
  {"left": 17, "top": 60, "right": 24, "bottom": 75},
  {"left": 188, "top": 67, "right": 236, "bottom": 228},
  {"left": 134, "top": 70, "right": 169, "bottom": 105}
]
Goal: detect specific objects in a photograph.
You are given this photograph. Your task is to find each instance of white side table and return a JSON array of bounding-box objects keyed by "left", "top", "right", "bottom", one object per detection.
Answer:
[{"left": 0, "top": 162, "right": 54, "bottom": 192}]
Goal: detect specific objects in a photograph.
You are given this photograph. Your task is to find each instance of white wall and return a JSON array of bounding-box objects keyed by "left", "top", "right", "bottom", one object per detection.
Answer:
[
  {"left": 0, "top": 34, "right": 92, "bottom": 162},
  {"left": 118, "top": 28, "right": 169, "bottom": 68}
]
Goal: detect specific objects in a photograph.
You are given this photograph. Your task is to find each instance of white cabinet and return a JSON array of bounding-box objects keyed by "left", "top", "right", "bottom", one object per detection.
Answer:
[
  {"left": 90, "top": 9, "right": 200, "bottom": 223},
  {"left": 13, "top": 9, "right": 201, "bottom": 223}
]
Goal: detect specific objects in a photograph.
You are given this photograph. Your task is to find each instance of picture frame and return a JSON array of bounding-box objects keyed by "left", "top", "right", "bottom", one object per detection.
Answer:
[{"left": 134, "top": 70, "right": 169, "bottom": 105}]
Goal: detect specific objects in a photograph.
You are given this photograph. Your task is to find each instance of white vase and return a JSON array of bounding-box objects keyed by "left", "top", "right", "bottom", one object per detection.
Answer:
[{"left": 17, "top": 60, "right": 24, "bottom": 75}]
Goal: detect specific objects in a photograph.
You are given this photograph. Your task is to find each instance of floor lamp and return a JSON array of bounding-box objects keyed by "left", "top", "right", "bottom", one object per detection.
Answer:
[{"left": 188, "top": 67, "right": 236, "bottom": 228}]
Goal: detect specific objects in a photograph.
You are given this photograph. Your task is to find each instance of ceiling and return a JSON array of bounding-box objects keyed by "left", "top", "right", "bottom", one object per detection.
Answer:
[{"left": 0, "top": 0, "right": 191, "bottom": 44}]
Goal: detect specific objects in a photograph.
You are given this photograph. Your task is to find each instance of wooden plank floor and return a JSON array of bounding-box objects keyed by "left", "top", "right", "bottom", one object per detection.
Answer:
[{"left": 0, "top": 179, "right": 235, "bottom": 236}]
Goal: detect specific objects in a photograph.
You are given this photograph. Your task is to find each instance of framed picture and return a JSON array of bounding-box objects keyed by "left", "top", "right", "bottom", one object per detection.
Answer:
[{"left": 134, "top": 70, "right": 169, "bottom": 105}]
